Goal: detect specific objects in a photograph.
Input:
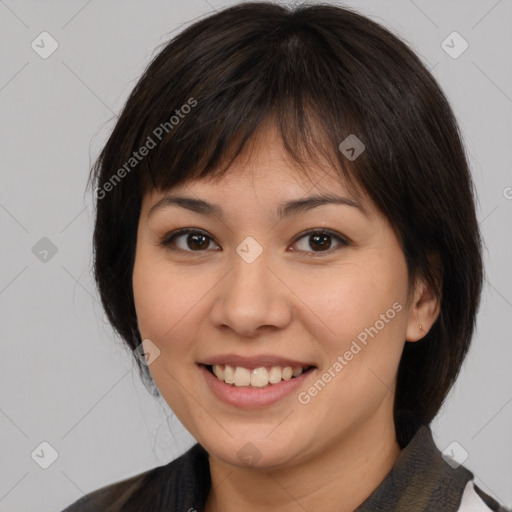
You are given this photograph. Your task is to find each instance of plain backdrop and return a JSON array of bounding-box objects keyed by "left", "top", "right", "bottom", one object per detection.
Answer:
[{"left": 0, "top": 1, "right": 510, "bottom": 510}]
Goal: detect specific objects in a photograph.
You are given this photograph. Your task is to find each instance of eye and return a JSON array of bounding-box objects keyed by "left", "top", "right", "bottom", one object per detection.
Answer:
[
  {"left": 291, "top": 228, "right": 349, "bottom": 256},
  {"left": 159, "top": 228, "right": 220, "bottom": 252},
  {"left": 159, "top": 227, "right": 349, "bottom": 256}
]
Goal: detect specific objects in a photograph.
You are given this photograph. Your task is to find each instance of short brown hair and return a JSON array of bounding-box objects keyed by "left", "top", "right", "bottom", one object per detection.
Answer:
[{"left": 87, "top": 1, "right": 483, "bottom": 448}]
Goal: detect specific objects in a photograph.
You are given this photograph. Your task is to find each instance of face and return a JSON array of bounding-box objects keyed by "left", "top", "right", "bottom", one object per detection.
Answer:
[{"left": 132, "top": 124, "right": 418, "bottom": 470}]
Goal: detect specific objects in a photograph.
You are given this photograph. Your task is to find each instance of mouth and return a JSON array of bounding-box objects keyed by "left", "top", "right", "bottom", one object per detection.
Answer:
[{"left": 201, "top": 363, "right": 315, "bottom": 388}]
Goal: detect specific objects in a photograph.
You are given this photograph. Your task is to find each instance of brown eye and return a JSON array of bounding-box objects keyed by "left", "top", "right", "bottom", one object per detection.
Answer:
[
  {"left": 160, "top": 229, "right": 220, "bottom": 252},
  {"left": 160, "top": 227, "right": 349, "bottom": 256},
  {"left": 292, "top": 229, "right": 349, "bottom": 255}
]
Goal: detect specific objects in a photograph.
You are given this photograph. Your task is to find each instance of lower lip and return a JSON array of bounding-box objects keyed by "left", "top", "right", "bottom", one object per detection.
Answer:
[{"left": 199, "top": 364, "right": 314, "bottom": 409}]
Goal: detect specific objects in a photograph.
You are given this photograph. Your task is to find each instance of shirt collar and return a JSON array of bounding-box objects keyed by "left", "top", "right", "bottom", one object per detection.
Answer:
[{"left": 355, "top": 425, "right": 474, "bottom": 511}]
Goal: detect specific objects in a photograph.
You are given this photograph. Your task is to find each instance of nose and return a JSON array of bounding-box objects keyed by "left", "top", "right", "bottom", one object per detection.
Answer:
[{"left": 209, "top": 245, "right": 293, "bottom": 338}]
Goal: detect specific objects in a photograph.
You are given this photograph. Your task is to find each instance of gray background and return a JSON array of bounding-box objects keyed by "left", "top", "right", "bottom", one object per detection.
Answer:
[{"left": 0, "top": 1, "right": 510, "bottom": 510}]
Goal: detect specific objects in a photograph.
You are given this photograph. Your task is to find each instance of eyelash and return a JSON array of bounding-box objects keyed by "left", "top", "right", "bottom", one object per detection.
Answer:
[{"left": 159, "top": 227, "right": 350, "bottom": 257}]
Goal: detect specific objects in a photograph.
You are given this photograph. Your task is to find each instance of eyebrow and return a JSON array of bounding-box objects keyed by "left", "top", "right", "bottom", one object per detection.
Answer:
[{"left": 147, "top": 193, "right": 366, "bottom": 220}]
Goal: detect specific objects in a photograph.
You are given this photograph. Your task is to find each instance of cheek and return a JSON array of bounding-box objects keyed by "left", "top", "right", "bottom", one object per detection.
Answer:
[
  {"left": 132, "top": 251, "right": 207, "bottom": 416},
  {"left": 133, "top": 248, "right": 195, "bottom": 338},
  {"left": 296, "top": 256, "right": 409, "bottom": 353},
  {"left": 295, "top": 267, "right": 408, "bottom": 430}
]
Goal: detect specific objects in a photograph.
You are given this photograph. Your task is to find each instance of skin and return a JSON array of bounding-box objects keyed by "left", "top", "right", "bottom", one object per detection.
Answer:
[{"left": 132, "top": 123, "right": 440, "bottom": 511}]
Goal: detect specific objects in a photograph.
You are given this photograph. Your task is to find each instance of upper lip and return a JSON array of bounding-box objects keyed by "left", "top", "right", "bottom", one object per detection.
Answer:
[{"left": 199, "top": 354, "right": 315, "bottom": 369}]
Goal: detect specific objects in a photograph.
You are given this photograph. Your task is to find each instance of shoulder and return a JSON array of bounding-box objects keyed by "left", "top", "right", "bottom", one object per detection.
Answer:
[
  {"left": 60, "top": 469, "right": 149, "bottom": 512},
  {"left": 457, "top": 480, "right": 511, "bottom": 512},
  {"left": 60, "top": 443, "right": 210, "bottom": 512}
]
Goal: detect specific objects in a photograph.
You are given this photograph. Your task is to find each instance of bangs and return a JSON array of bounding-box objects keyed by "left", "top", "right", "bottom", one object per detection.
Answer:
[{"left": 133, "top": 22, "right": 367, "bottom": 198}]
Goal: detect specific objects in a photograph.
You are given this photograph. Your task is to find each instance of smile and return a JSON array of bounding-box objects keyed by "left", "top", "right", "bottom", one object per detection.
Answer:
[
  {"left": 199, "top": 360, "right": 316, "bottom": 408},
  {"left": 206, "top": 364, "right": 312, "bottom": 387}
]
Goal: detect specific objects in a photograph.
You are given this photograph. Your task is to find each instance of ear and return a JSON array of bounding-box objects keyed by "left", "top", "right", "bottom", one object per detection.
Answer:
[{"left": 405, "top": 276, "right": 441, "bottom": 342}]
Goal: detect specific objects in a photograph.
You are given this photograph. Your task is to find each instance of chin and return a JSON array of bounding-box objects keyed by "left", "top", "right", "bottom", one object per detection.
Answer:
[{"left": 200, "top": 429, "right": 310, "bottom": 470}]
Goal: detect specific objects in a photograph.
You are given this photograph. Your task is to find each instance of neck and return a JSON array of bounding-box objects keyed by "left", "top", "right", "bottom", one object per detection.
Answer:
[{"left": 204, "top": 408, "right": 401, "bottom": 512}]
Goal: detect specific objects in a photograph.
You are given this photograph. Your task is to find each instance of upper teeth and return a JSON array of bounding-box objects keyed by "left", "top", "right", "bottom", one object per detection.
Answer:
[{"left": 212, "top": 364, "right": 305, "bottom": 387}]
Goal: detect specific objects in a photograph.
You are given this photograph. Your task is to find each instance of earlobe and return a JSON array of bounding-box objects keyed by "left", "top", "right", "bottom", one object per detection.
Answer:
[{"left": 405, "top": 279, "right": 441, "bottom": 342}]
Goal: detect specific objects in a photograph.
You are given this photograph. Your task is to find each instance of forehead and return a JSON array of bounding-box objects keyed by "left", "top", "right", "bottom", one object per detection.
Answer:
[{"left": 142, "top": 122, "right": 368, "bottom": 212}]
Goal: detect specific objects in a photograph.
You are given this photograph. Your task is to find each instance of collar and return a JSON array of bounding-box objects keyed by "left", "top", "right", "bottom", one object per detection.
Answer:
[{"left": 355, "top": 425, "right": 474, "bottom": 511}]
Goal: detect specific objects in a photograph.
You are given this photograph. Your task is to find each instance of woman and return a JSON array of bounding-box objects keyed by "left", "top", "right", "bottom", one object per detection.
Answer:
[{"left": 62, "top": 2, "right": 509, "bottom": 511}]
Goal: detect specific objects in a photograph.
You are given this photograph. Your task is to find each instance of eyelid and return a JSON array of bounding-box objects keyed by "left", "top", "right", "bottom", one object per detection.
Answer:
[
  {"left": 159, "top": 227, "right": 350, "bottom": 255},
  {"left": 159, "top": 228, "right": 220, "bottom": 251},
  {"left": 290, "top": 228, "right": 349, "bottom": 256}
]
